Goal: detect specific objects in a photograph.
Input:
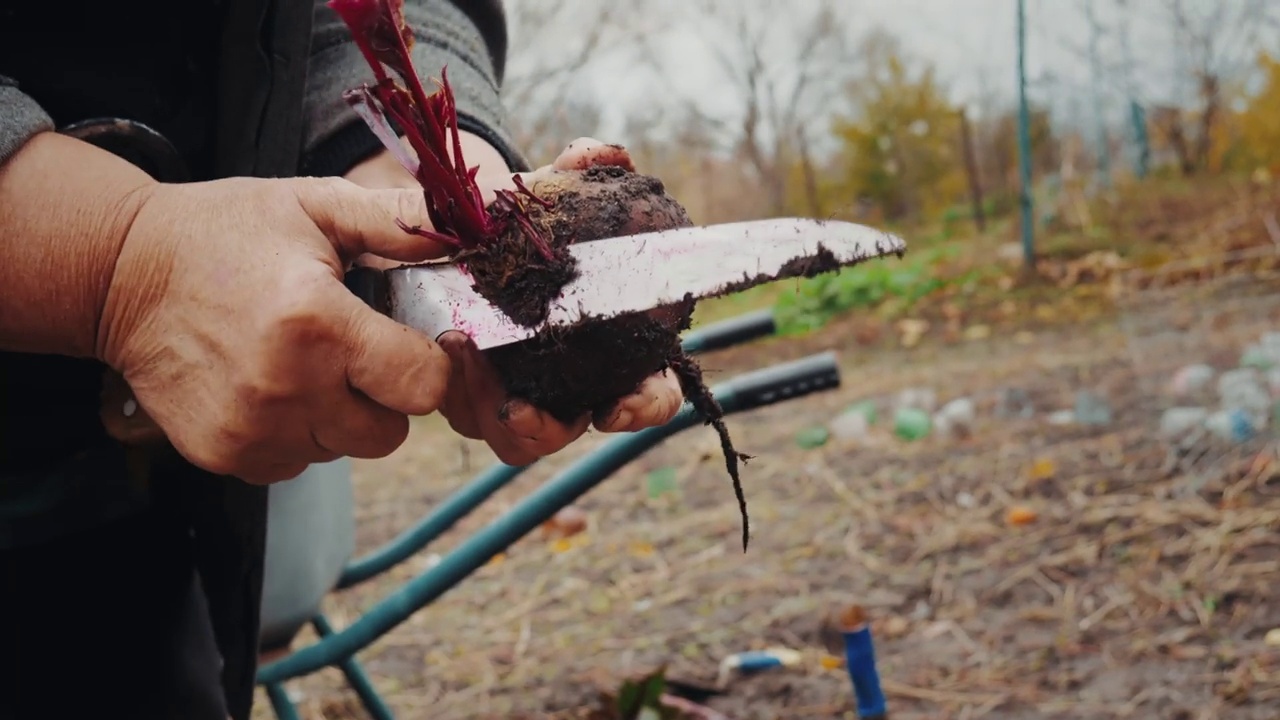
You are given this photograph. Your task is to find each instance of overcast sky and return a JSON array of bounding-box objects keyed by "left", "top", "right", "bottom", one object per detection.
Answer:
[{"left": 506, "top": 0, "right": 1277, "bottom": 141}]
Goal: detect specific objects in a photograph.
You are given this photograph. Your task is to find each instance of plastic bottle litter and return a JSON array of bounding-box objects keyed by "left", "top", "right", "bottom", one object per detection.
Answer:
[
  {"left": 1265, "top": 627, "right": 1280, "bottom": 647},
  {"left": 893, "top": 407, "right": 931, "bottom": 441},
  {"left": 1046, "top": 409, "right": 1075, "bottom": 425},
  {"left": 995, "top": 387, "right": 1034, "bottom": 419},
  {"left": 795, "top": 426, "right": 831, "bottom": 449},
  {"left": 1159, "top": 407, "right": 1210, "bottom": 441},
  {"left": 1205, "top": 408, "right": 1257, "bottom": 443},
  {"left": 1074, "top": 390, "right": 1112, "bottom": 426},
  {"left": 933, "top": 397, "right": 975, "bottom": 440},
  {"left": 1168, "top": 364, "right": 1215, "bottom": 397},
  {"left": 1240, "top": 346, "right": 1274, "bottom": 370},
  {"left": 1242, "top": 331, "right": 1280, "bottom": 369},
  {"left": 849, "top": 400, "right": 878, "bottom": 425},
  {"left": 895, "top": 387, "right": 937, "bottom": 414},
  {"left": 1218, "top": 368, "right": 1270, "bottom": 417},
  {"left": 716, "top": 648, "right": 803, "bottom": 686},
  {"left": 829, "top": 410, "right": 871, "bottom": 442}
]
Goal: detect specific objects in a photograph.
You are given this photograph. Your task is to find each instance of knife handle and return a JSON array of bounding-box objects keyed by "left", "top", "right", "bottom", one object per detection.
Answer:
[{"left": 343, "top": 266, "right": 392, "bottom": 315}]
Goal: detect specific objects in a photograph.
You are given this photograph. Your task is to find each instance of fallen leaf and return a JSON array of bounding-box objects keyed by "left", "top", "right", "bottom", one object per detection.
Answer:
[
  {"left": 1034, "top": 305, "right": 1057, "bottom": 322},
  {"left": 629, "top": 541, "right": 655, "bottom": 558},
  {"left": 541, "top": 505, "right": 588, "bottom": 540},
  {"left": 1029, "top": 457, "right": 1057, "bottom": 481},
  {"left": 486, "top": 553, "right": 506, "bottom": 567},
  {"left": 555, "top": 534, "right": 592, "bottom": 553},
  {"left": 1006, "top": 506, "right": 1039, "bottom": 526},
  {"left": 963, "top": 324, "right": 992, "bottom": 341},
  {"left": 819, "top": 654, "right": 844, "bottom": 670}
]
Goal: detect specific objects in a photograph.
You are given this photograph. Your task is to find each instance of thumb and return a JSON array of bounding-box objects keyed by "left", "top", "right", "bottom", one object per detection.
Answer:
[
  {"left": 295, "top": 177, "right": 457, "bottom": 263},
  {"left": 336, "top": 281, "right": 451, "bottom": 417},
  {"left": 553, "top": 137, "right": 635, "bottom": 172}
]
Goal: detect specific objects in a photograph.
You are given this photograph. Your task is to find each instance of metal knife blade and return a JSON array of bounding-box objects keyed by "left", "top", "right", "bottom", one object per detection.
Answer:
[{"left": 383, "top": 217, "right": 906, "bottom": 349}]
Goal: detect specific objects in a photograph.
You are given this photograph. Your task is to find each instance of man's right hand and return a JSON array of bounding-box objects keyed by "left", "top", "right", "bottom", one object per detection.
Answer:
[{"left": 0, "top": 132, "right": 454, "bottom": 484}]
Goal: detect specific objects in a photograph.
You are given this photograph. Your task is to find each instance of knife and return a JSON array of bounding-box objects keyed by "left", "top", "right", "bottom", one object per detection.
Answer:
[
  {"left": 348, "top": 217, "right": 906, "bottom": 349},
  {"left": 101, "top": 217, "right": 906, "bottom": 443}
]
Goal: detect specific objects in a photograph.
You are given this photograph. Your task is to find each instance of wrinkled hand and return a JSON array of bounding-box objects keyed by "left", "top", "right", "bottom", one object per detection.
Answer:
[
  {"left": 345, "top": 135, "right": 685, "bottom": 466},
  {"left": 99, "top": 176, "right": 455, "bottom": 484}
]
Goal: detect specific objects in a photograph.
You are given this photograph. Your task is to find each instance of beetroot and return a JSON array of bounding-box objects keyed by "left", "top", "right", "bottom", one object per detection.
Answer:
[{"left": 329, "top": 0, "right": 752, "bottom": 549}]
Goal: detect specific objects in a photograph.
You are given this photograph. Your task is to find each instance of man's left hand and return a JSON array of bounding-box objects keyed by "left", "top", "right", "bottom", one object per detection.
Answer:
[{"left": 342, "top": 133, "right": 685, "bottom": 466}]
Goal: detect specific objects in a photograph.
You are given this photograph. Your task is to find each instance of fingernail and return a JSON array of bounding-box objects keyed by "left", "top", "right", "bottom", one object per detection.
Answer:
[
  {"left": 498, "top": 399, "right": 517, "bottom": 422},
  {"left": 499, "top": 398, "right": 535, "bottom": 426}
]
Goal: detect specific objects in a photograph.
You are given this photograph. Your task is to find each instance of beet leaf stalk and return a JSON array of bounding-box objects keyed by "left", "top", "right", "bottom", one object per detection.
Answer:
[{"left": 327, "top": 0, "right": 554, "bottom": 260}]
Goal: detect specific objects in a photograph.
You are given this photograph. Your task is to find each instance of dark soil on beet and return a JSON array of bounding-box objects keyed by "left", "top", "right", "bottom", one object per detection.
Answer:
[
  {"left": 484, "top": 309, "right": 688, "bottom": 425},
  {"left": 475, "top": 164, "right": 695, "bottom": 422},
  {"left": 474, "top": 165, "right": 696, "bottom": 421}
]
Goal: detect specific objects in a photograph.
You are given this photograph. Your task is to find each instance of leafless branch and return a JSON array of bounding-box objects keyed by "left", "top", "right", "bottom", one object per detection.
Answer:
[{"left": 655, "top": 0, "right": 858, "bottom": 213}]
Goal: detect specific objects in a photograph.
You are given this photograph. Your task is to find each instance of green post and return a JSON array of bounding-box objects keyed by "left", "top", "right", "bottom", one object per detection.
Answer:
[
  {"left": 1086, "top": 0, "right": 1110, "bottom": 189},
  {"left": 1118, "top": 6, "right": 1148, "bottom": 180},
  {"left": 1016, "top": 0, "right": 1035, "bottom": 269},
  {"left": 1129, "top": 99, "right": 1149, "bottom": 179}
]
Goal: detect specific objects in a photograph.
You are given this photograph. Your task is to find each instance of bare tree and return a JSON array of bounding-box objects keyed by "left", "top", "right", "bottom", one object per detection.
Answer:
[
  {"left": 501, "top": 1, "right": 670, "bottom": 164},
  {"left": 1062, "top": 0, "right": 1278, "bottom": 175},
  {"left": 1157, "top": 0, "right": 1271, "bottom": 173},
  {"left": 659, "top": 0, "right": 860, "bottom": 216}
]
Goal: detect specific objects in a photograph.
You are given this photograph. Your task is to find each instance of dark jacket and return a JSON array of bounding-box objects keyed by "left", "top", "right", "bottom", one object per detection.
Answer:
[{"left": 0, "top": 1, "right": 524, "bottom": 716}]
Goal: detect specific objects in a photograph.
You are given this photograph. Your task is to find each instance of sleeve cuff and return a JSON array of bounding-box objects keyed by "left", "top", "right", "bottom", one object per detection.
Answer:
[
  {"left": 0, "top": 78, "right": 55, "bottom": 166},
  {"left": 301, "top": 0, "right": 528, "bottom": 177}
]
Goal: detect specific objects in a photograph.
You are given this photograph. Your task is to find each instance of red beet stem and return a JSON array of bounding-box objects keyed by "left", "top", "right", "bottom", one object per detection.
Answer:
[{"left": 328, "top": 0, "right": 556, "bottom": 261}]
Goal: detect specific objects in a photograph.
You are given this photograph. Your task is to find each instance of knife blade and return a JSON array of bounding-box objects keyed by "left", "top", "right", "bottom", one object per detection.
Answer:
[{"left": 372, "top": 217, "right": 906, "bottom": 350}]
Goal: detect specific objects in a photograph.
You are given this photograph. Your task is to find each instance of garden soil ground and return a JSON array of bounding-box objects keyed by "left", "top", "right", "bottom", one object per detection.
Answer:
[{"left": 255, "top": 276, "right": 1280, "bottom": 720}]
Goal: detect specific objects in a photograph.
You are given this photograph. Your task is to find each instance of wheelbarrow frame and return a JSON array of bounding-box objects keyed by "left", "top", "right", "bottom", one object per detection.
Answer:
[{"left": 256, "top": 310, "right": 844, "bottom": 719}]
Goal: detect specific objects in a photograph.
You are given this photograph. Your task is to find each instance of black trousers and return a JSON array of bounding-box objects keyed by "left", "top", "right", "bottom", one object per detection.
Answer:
[{"left": 0, "top": 507, "right": 230, "bottom": 720}]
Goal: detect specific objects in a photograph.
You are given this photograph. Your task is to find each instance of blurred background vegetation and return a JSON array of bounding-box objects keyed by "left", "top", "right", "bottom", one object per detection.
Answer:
[{"left": 498, "top": 0, "right": 1280, "bottom": 339}]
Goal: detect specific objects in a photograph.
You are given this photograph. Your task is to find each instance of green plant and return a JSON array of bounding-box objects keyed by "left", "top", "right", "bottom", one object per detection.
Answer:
[
  {"left": 585, "top": 667, "right": 688, "bottom": 720},
  {"left": 774, "top": 250, "right": 948, "bottom": 333}
]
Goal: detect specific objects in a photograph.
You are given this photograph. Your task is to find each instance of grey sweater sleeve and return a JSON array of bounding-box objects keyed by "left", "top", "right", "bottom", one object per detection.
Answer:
[
  {"left": 302, "top": 0, "right": 529, "bottom": 177},
  {"left": 0, "top": 76, "right": 55, "bottom": 167}
]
